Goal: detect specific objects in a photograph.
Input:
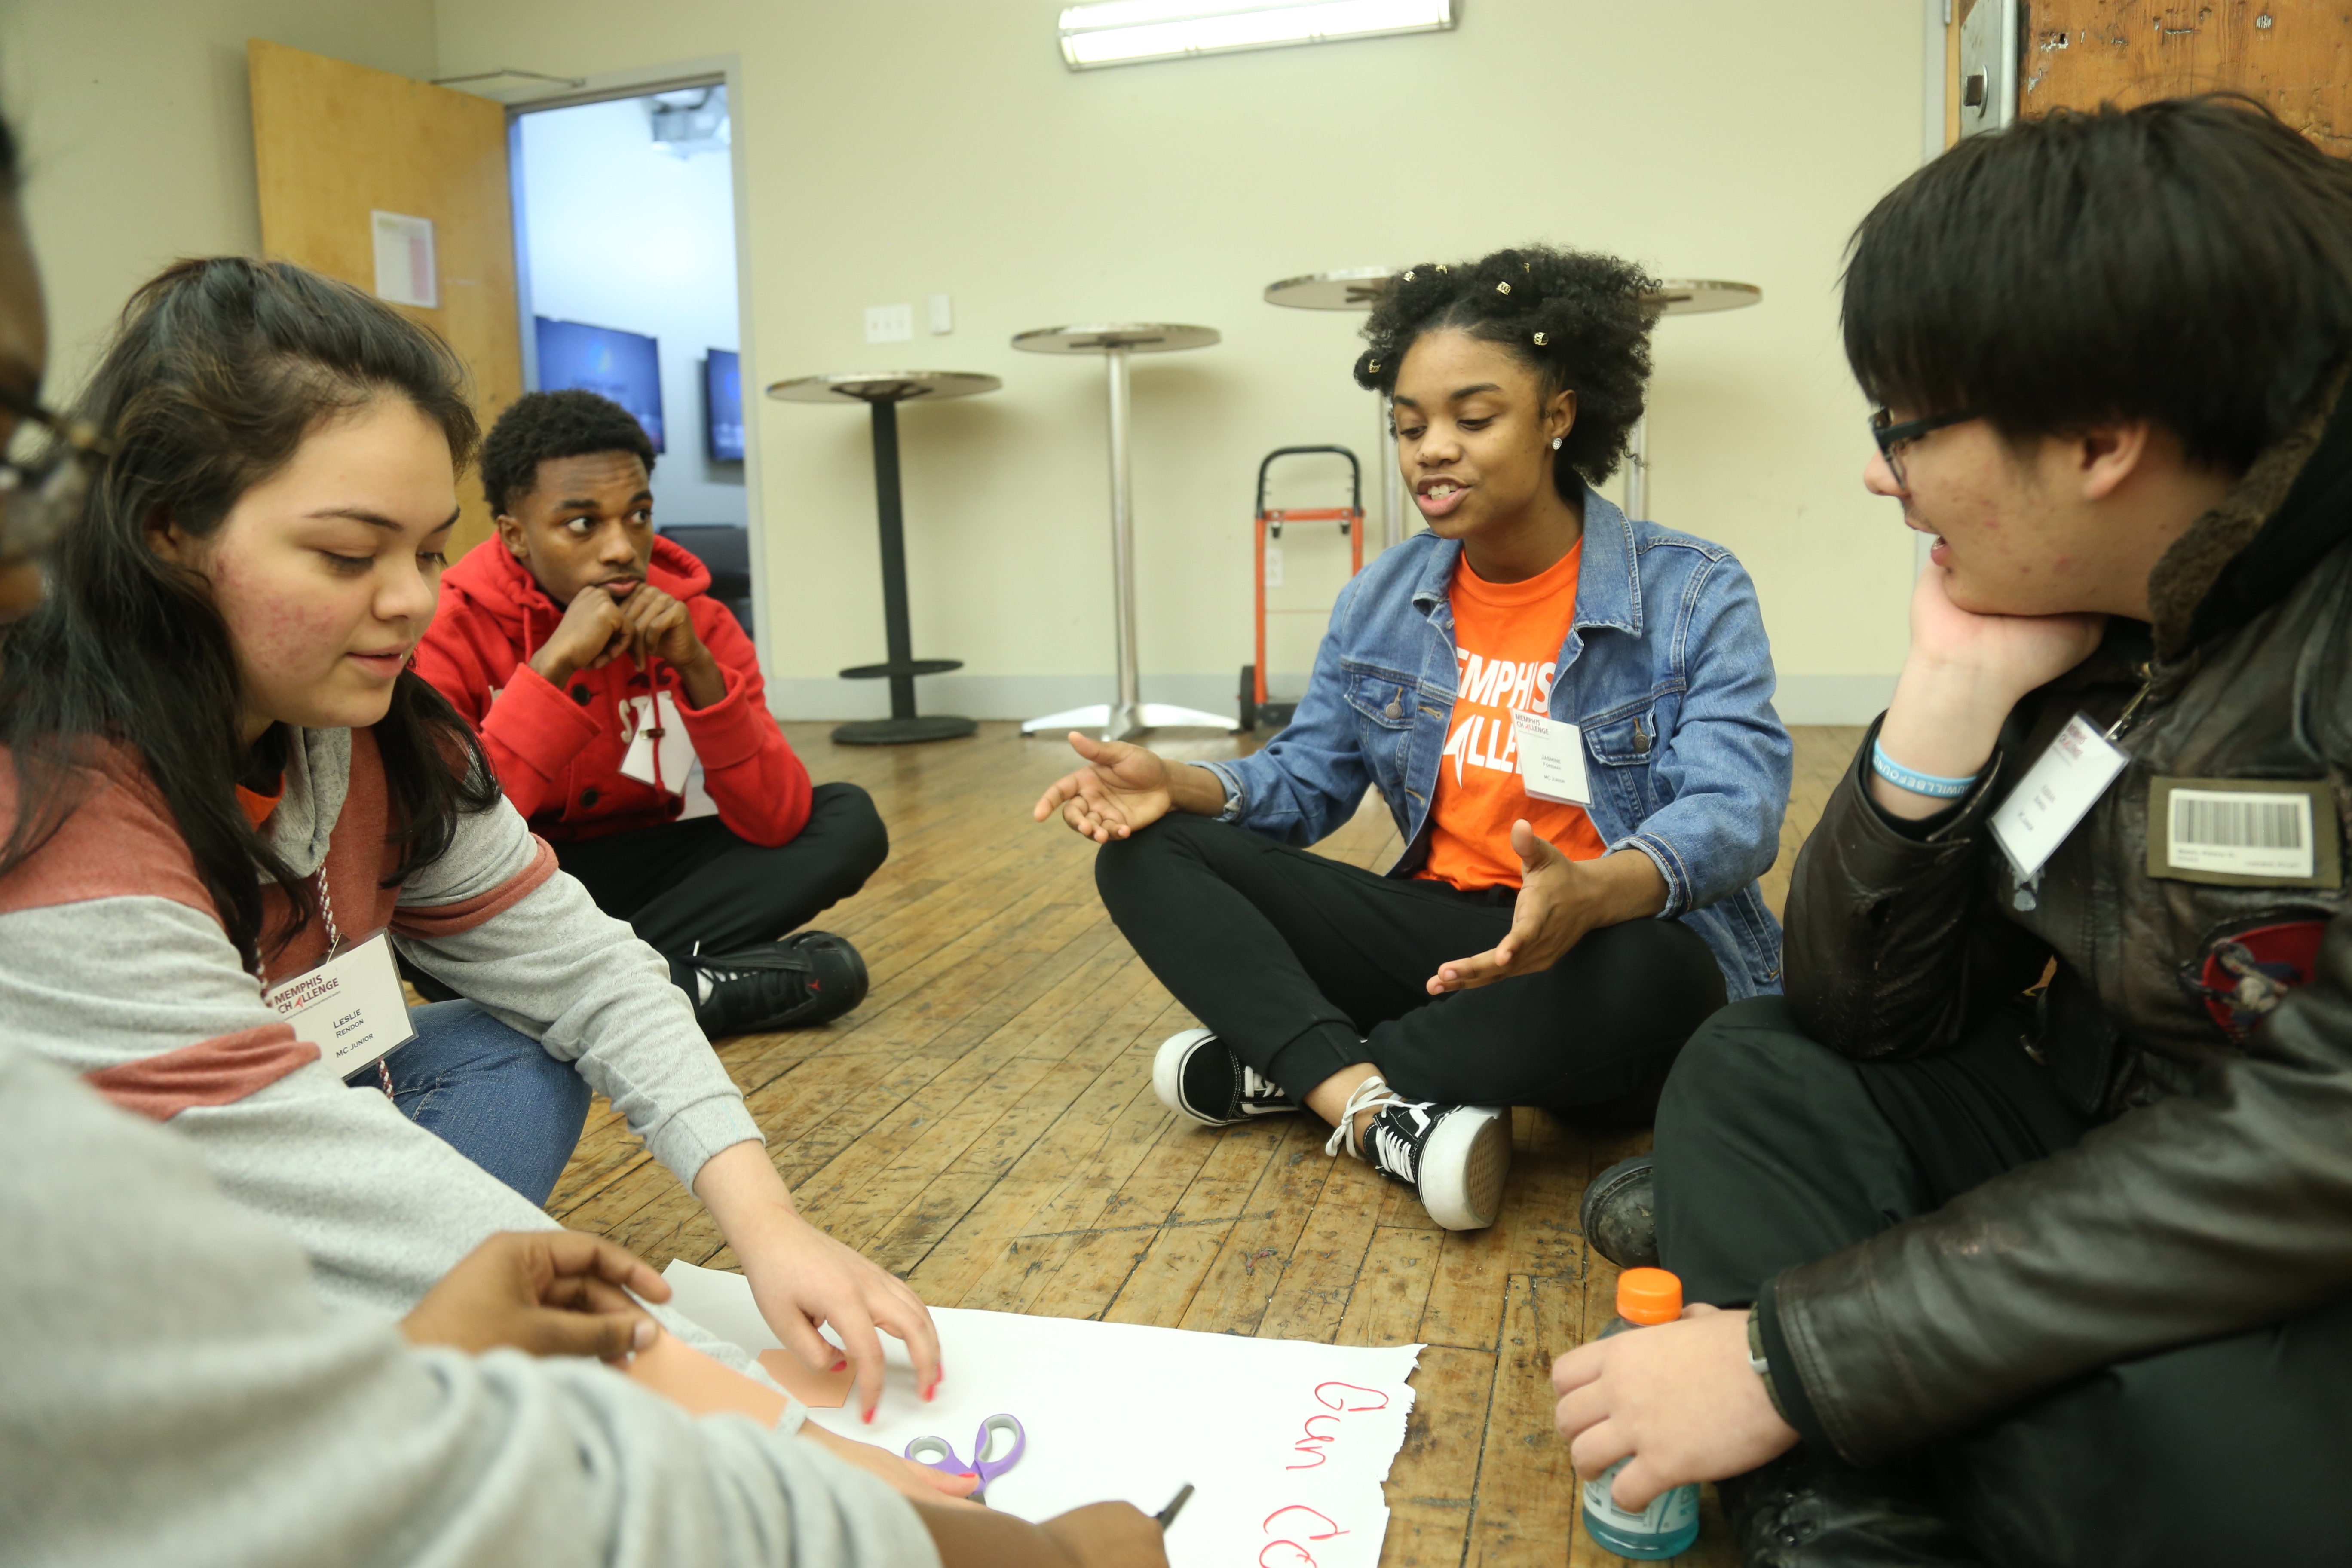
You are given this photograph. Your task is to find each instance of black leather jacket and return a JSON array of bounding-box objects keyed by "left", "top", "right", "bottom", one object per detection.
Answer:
[{"left": 1767, "top": 383, "right": 2352, "bottom": 1464}]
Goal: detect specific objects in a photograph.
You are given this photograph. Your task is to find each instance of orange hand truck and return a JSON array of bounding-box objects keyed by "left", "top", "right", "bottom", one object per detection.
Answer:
[{"left": 1238, "top": 445, "right": 1364, "bottom": 732}]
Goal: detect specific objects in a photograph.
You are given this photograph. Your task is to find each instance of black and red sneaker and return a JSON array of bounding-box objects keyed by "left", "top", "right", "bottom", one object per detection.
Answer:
[{"left": 687, "top": 931, "right": 869, "bottom": 1036}]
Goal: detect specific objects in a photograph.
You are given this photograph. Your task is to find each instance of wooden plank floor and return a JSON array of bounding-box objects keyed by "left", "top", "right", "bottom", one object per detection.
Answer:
[{"left": 548, "top": 722, "right": 1863, "bottom": 1567}]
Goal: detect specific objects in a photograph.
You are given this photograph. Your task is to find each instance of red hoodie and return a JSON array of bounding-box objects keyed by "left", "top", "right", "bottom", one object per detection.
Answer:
[{"left": 416, "top": 536, "right": 811, "bottom": 847}]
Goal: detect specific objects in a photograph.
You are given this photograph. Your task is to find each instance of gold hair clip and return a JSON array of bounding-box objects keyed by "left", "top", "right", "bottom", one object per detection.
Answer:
[
  {"left": 1368, "top": 359, "right": 1380, "bottom": 373},
  {"left": 1496, "top": 281, "right": 1511, "bottom": 295},
  {"left": 1434, "top": 263, "right": 1448, "bottom": 273},
  {"left": 1524, "top": 262, "right": 1532, "bottom": 273},
  {"left": 1402, "top": 270, "right": 1415, "bottom": 282},
  {"left": 1532, "top": 331, "right": 1547, "bottom": 346}
]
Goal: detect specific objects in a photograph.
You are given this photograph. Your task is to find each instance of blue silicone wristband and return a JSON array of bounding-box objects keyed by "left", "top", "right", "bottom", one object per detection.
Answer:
[{"left": 1871, "top": 740, "right": 1978, "bottom": 800}]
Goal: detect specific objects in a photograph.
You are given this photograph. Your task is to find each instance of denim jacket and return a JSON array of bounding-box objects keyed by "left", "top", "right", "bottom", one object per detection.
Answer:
[{"left": 1201, "top": 487, "right": 1791, "bottom": 998}]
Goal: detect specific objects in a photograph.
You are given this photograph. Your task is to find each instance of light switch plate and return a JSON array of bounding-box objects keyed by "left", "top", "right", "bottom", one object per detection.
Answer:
[
  {"left": 1957, "top": 0, "right": 2018, "bottom": 140},
  {"left": 928, "top": 293, "right": 954, "bottom": 335},
  {"left": 864, "top": 303, "right": 914, "bottom": 344}
]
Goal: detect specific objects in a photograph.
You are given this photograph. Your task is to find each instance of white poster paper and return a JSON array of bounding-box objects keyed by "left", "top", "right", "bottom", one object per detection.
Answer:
[
  {"left": 660, "top": 1261, "right": 1423, "bottom": 1568},
  {"left": 370, "top": 210, "right": 438, "bottom": 309}
]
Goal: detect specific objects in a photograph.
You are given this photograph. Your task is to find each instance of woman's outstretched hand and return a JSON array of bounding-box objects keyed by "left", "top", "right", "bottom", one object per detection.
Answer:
[
  {"left": 1033, "top": 732, "right": 1179, "bottom": 843},
  {"left": 1429, "top": 829, "right": 1669, "bottom": 992}
]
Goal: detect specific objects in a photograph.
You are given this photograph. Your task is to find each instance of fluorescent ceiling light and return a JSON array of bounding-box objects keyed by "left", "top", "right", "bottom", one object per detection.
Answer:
[{"left": 1059, "top": 0, "right": 1455, "bottom": 70}]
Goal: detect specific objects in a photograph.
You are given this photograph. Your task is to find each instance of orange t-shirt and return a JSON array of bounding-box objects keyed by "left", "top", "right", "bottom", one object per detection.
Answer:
[
  {"left": 1418, "top": 539, "right": 1608, "bottom": 891},
  {"left": 236, "top": 776, "right": 284, "bottom": 830}
]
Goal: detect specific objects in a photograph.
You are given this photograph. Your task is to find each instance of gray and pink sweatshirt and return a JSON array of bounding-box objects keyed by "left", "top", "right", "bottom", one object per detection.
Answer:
[{"left": 0, "top": 723, "right": 772, "bottom": 1373}]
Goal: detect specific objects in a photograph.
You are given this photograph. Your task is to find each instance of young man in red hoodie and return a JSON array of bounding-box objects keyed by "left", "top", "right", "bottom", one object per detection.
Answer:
[{"left": 416, "top": 390, "right": 886, "bottom": 1036}]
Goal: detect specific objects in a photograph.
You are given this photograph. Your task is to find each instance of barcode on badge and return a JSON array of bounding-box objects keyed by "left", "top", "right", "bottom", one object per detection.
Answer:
[{"left": 2168, "top": 789, "right": 2314, "bottom": 879}]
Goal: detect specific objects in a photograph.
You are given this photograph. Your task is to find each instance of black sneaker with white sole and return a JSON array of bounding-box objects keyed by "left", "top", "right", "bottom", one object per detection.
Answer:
[
  {"left": 1151, "top": 1028, "right": 1299, "bottom": 1126},
  {"left": 686, "top": 931, "right": 869, "bottom": 1037},
  {"left": 1361, "top": 1098, "right": 1511, "bottom": 1231}
]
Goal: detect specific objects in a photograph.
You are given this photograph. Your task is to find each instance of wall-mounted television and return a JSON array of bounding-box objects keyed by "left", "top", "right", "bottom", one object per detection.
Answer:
[
  {"left": 704, "top": 349, "right": 744, "bottom": 463},
  {"left": 534, "top": 316, "right": 665, "bottom": 453}
]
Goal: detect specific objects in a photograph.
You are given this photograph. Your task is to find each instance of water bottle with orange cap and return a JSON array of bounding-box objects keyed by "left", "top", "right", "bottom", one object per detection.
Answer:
[{"left": 1580, "top": 1266, "right": 1702, "bottom": 1558}]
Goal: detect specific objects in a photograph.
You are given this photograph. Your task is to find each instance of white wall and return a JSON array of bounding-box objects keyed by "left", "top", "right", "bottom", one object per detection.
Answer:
[
  {"left": 4, "top": 1, "right": 1933, "bottom": 723},
  {"left": 0, "top": 0, "right": 438, "bottom": 399},
  {"left": 515, "top": 93, "right": 746, "bottom": 529}
]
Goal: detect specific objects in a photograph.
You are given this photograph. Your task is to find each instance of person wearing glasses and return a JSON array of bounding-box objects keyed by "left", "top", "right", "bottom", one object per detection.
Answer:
[
  {"left": 1036, "top": 245, "right": 1791, "bottom": 1232},
  {"left": 1558, "top": 98, "right": 2352, "bottom": 1564}
]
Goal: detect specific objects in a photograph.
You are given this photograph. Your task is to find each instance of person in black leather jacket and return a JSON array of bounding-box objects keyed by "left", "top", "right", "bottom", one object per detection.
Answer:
[{"left": 1552, "top": 96, "right": 2352, "bottom": 1567}]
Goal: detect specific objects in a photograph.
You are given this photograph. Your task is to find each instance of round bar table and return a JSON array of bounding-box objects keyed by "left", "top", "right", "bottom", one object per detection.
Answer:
[
  {"left": 1263, "top": 267, "right": 1406, "bottom": 549},
  {"left": 766, "top": 370, "right": 998, "bottom": 745},
  {"left": 1010, "top": 323, "right": 1232, "bottom": 744}
]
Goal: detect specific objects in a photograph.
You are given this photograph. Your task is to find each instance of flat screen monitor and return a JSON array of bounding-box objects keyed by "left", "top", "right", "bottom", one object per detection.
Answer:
[
  {"left": 704, "top": 349, "right": 744, "bottom": 463},
  {"left": 534, "top": 316, "right": 665, "bottom": 453}
]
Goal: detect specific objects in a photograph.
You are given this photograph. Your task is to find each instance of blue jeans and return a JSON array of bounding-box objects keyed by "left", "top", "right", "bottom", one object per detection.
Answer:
[{"left": 344, "top": 1000, "right": 592, "bottom": 1207}]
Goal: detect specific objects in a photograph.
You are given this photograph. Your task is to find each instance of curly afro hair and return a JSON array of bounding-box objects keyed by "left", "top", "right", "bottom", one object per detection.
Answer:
[
  {"left": 1354, "top": 245, "right": 1660, "bottom": 493},
  {"left": 481, "top": 389, "right": 658, "bottom": 516}
]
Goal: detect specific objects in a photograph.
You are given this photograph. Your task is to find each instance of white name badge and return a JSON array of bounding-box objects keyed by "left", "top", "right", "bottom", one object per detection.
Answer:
[
  {"left": 1989, "top": 713, "right": 2130, "bottom": 883},
  {"left": 1511, "top": 709, "right": 1592, "bottom": 806},
  {"left": 262, "top": 931, "right": 416, "bottom": 1073},
  {"left": 619, "top": 692, "right": 718, "bottom": 821}
]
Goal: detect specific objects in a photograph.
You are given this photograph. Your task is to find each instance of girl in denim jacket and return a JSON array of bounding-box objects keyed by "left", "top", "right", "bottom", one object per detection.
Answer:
[{"left": 1036, "top": 246, "right": 1791, "bottom": 1231}]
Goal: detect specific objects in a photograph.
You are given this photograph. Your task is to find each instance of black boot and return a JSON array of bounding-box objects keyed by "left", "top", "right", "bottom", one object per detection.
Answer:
[
  {"left": 1717, "top": 1449, "right": 1984, "bottom": 1568},
  {"left": 1580, "top": 1152, "right": 1661, "bottom": 1269}
]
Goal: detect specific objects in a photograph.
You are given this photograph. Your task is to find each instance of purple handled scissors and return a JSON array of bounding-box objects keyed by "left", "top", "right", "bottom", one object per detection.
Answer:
[{"left": 905, "top": 1412, "right": 1026, "bottom": 1504}]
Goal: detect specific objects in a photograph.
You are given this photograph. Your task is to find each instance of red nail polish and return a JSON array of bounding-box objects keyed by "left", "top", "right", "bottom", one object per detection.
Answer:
[
  {"left": 923, "top": 1384, "right": 936, "bottom": 1402},
  {"left": 863, "top": 1407, "right": 876, "bottom": 1425},
  {"left": 831, "top": 1360, "right": 848, "bottom": 1372}
]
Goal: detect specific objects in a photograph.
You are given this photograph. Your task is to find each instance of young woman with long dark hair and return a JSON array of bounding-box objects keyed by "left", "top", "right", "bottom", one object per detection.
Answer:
[
  {"left": 0, "top": 256, "right": 934, "bottom": 1418},
  {"left": 1037, "top": 245, "right": 1792, "bottom": 1231}
]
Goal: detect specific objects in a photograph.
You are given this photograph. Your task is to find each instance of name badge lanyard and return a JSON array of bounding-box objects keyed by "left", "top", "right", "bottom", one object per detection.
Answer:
[
  {"left": 309, "top": 863, "right": 398, "bottom": 1102},
  {"left": 1991, "top": 666, "right": 2156, "bottom": 912}
]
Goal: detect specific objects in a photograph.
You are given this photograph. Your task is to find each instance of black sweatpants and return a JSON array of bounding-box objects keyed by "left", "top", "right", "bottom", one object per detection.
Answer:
[
  {"left": 553, "top": 782, "right": 888, "bottom": 990},
  {"left": 1655, "top": 997, "right": 2352, "bottom": 1568},
  {"left": 1094, "top": 813, "right": 1727, "bottom": 1120}
]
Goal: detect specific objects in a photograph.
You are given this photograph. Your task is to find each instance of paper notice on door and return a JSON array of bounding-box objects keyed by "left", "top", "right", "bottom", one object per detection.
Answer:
[
  {"left": 370, "top": 211, "right": 437, "bottom": 308},
  {"left": 619, "top": 692, "right": 718, "bottom": 820}
]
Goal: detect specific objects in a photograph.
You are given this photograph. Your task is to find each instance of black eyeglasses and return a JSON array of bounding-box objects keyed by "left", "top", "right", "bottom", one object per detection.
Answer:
[
  {"left": 0, "top": 385, "right": 112, "bottom": 565},
  {"left": 1869, "top": 407, "right": 1976, "bottom": 489}
]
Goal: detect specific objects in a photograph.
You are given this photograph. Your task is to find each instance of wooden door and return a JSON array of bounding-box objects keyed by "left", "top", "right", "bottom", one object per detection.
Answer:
[
  {"left": 1964, "top": 1, "right": 2352, "bottom": 151},
  {"left": 249, "top": 39, "right": 520, "bottom": 556}
]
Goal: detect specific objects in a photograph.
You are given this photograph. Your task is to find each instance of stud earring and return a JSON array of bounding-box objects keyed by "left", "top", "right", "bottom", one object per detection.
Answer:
[{"left": 1551, "top": 436, "right": 1563, "bottom": 450}]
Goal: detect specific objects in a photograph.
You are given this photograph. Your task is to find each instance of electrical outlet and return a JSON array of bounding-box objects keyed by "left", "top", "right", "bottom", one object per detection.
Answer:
[
  {"left": 928, "top": 293, "right": 954, "bottom": 335},
  {"left": 864, "top": 303, "right": 913, "bottom": 344},
  {"left": 1263, "top": 542, "right": 1285, "bottom": 589}
]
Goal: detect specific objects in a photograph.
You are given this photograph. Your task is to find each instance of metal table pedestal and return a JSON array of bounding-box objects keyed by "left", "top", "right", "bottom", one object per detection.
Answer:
[
  {"left": 1011, "top": 323, "right": 1232, "bottom": 743},
  {"left": 766, "top": 371, "right": 998, "bottom": 745}
]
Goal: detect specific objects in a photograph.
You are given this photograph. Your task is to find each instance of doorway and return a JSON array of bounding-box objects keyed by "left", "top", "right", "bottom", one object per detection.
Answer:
[{"left": 508, "top": 83, "right": 754, "bottom": 637}]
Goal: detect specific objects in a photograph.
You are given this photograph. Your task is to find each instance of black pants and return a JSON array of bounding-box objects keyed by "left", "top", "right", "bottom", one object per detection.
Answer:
[
  {"left": 1655, "top": 997, "right": 2352, "bottom": 1568},
  {"left": 553, "top": 782, "right": 888, "bottom": 989},
  {"left": 1094, "top": 813, "right": 1727, "bottom": 1119}
]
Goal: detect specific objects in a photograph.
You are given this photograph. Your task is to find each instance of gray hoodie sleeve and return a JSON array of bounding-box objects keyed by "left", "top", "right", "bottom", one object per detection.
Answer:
[
  {"left": 0, "top": 1039, "right": 940, "bottom": 1568},
  {"left": 0, "top": 892, "right": 779, "bottom": 1388},
  {"left": 392, "top": 787, "right": 763, "bottom": 1187}
]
